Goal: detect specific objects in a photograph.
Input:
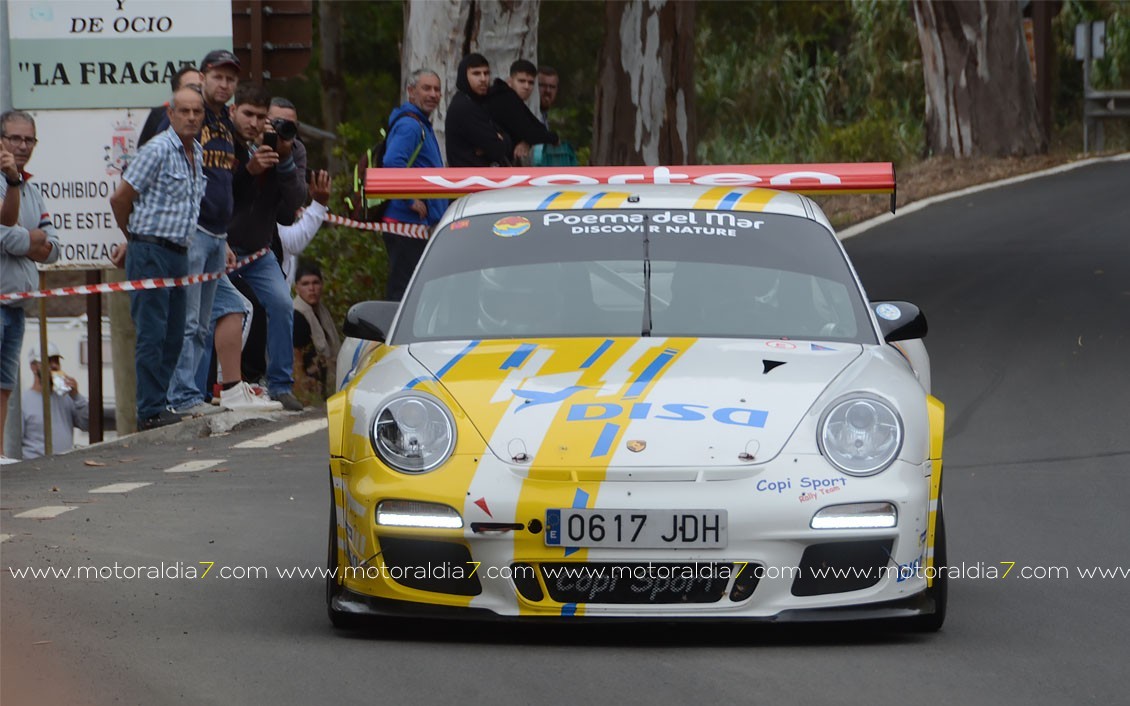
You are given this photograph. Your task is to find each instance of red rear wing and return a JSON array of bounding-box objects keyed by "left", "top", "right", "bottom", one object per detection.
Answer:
[{"left": 365, "top": 162, "right": 895, "bottom": 204}]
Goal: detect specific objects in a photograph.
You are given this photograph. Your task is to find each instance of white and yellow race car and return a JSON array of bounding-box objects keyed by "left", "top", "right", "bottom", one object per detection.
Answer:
[{"left": 326, "top": 164, "right": 945, "bottom": 630}]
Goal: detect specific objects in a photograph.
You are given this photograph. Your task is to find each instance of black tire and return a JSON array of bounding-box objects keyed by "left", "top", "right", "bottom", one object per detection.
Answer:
[
  {"left": 326, "top": 493, "right": 359, "bottom": 629},
  {"left": 908, "top": 500, "right": 947, "bottom": 632}
]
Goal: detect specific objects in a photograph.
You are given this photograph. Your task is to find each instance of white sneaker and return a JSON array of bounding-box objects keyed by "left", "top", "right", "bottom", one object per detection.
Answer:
[{"left": 221, "top": 381, "right": 284, "bottom": 412}]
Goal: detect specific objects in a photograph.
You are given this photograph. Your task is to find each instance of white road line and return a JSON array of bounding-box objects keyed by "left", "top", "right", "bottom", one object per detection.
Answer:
[
  {"left": 14, "top": 506, "right": 77, "bottom": 519},
  {"left": 89, "top": 482, "right": 153, "bottom": 494},
  {"left": 164, "top": 459, "right": 225, "bottom": 474},
  {"left": 234, "top": 418, "right": 328, "bottom": 449},
  {"left": 0, "top": 534, "right": 12, "bottom": 543}
]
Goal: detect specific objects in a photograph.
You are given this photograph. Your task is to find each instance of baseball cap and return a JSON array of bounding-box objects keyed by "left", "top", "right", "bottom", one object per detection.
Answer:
[
  {"left": 200, "top": 49, "right": 241, "bottom": 72},
  {"left": 29, "top": 342, "right": 62, "bottom": 363}
]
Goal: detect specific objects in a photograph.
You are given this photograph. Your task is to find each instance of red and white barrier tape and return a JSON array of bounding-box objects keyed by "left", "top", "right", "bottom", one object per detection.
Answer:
[
  {"left": 0, "top": 247, "right": 270, "bottom": 303},
  {"left": 323, "top": 213, "right": 431, "bottom": 240}
]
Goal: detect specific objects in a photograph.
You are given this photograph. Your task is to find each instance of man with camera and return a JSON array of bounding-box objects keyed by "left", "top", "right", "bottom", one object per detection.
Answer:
[
  {"left": 237, "top": 97, "right": 307, "bottom": 387},
  {"left": 226, "top": 83, "right": 307, "bottom": 411}
]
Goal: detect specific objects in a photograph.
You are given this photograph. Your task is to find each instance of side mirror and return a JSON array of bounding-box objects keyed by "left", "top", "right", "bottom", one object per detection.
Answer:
[
  {"left": 343, "top": 301, "right": 400, "bottom": 342},
  {"left": 872, "top": 301, "right": 927, "bottom": 342}
]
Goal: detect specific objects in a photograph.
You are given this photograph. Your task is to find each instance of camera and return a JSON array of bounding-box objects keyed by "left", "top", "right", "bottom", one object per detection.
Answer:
[
  {"left": 262, "top": 118, "right": 297, "bottom": 150},
  {"left": 270, "top": 117, "right": 298, "bottom": 141}
]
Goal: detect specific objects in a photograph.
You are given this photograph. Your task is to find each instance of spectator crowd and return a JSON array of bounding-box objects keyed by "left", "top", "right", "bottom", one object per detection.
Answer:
[{"left": 1, "top": 49, "right": 565, "bottom": 460}]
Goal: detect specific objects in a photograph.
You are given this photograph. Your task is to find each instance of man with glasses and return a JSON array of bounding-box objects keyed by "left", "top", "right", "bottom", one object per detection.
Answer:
[{"left": 1, "top": 110, "right": 61, "bottom": 461}]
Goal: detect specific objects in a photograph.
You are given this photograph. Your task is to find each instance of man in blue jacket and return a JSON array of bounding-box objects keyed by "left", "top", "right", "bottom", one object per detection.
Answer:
[{"left": 381, "top": 68, "right": 447, "bottom": 301}]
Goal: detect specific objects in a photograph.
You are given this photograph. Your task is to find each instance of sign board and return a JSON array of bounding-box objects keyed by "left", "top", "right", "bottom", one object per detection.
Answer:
[
  {"left": 1075, "top": 21, "right": 1107, "bottom": 61},
  {"left": 27, "top": 108, "right": 143, "bottom": 270},
  {"left": 6, "top": 0, "right": 232, "bottom": 109}
]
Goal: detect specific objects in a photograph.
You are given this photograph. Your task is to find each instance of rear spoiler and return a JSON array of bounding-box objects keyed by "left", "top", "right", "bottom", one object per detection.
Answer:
[{"left": 366, "top": 163, "right": 897, "bottom": 212}]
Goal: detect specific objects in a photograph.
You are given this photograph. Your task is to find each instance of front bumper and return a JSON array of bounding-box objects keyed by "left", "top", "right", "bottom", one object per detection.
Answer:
[
  {"left": 329, "top": 582, "right": 940, "bottom": 623},
  {"left": 330, "top": 454, "right": 937, "bottom": 620}
]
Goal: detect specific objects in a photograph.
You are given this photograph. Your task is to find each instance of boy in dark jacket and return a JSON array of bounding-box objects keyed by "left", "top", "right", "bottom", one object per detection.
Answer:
[
  {"left": 445, "top": 54, "right": 511, "bottom": 168},
  {"left": 486, "top": 59, "right": 558, "bottom": 164}
]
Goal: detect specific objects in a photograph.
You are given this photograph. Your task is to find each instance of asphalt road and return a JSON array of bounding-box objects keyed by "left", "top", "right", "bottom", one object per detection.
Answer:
[{"left": 3, "top": 158, "right": 1128, "bottom": 705}]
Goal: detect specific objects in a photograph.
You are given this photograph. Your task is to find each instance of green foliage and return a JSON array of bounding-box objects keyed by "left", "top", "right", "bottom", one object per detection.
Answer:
[
  {"left": 303, "top": 221, "right": 388, "bottom": 326},
  {"left": 1053, "top": 2, "right": 1130, "bottom": 149},
  {"left": 538, "top": 1, "right": 605, "bottom": 163},
  {"left": 272, "top": 1, "right": 401, "bottom": 324},
  {"left": 1058, "top": 1, "right": 1130, "bottom": 89},
  {"left": 301, "top": 171, "right": 390, "bottom": 326},
  {"left": 696, "top": 0, "right": 923, "bottom": 165}
]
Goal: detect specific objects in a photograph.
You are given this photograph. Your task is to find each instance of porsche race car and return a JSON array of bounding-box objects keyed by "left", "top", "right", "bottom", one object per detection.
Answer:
[{"left": 326, "top": 163, "right": 946, "bottom": 630}]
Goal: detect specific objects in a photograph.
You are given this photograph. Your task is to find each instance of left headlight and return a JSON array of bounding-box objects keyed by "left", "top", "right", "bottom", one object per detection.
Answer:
[
  {"left": 818, "top": 395, "right": 903, "bottom": 476},
  {"left": 370, "top": 392, "right": 456, "bottom": 473}
]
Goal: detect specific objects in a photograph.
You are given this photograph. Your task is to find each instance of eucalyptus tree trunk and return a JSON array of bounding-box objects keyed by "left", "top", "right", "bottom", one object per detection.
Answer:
[
  {"left": 912, "top": 0, "right": 1044, "bottom": 157},
  {"left": 593, "top": 0, "right": 696, "bottom": 166},
  {"left": 318, "top": 0, "right": 346, "bottom": 171},
  {"left": 470, "top": 0, "right": 540, "bottom": 105},
  {"left": 403, "top": 0, "right": 540, "bottom": 152}
]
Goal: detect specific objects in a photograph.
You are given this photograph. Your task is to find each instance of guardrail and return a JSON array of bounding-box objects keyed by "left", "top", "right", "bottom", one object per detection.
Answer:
[{"left": 1084, "top": 89, "right": 1130, "bottom": 153}]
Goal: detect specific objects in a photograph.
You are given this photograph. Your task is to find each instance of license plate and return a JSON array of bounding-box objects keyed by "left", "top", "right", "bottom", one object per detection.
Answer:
[{"left": 544, "top": 509, "right": 727, "bottom": 548}]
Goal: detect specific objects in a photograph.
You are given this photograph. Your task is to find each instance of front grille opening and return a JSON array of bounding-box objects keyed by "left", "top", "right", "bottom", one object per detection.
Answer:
[
  {"left": 377, "top": 537, "right": 482, "bottom": 596},
  {"left": 729, "top": 563, "right": 763, "bottom": 602},
  {"left": 791, "top": 539, "right": 894, "bottom": 597},
  {"left": 510, "top": 563, "right": 544, "bottom": 602},
  {"left": 539, "top": 562, "right": 732, "bottom": 604}
]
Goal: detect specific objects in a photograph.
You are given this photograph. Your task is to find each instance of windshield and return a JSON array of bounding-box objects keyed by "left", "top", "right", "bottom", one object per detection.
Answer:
[{"left": 392, "top": 209, "right": 875, "bottom": 345}]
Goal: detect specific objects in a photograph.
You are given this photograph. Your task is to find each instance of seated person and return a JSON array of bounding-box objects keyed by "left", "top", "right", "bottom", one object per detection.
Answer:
[{"left": 292, "top": 260, "right": 341, "bottom": 402}]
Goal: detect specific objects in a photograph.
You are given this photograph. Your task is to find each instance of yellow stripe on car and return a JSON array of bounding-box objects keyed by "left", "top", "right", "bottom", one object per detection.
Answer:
[
  {"left": 732, "top": 188, "right": 781, "bottom": 212},
  {"left": 924, "top": 394, "right": 945, "bottom": 586}
]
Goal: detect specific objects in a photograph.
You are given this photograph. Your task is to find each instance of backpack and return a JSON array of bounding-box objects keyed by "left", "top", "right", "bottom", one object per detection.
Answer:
[{"left": 346, "top": 112, "right": 427, "bottom": 222}]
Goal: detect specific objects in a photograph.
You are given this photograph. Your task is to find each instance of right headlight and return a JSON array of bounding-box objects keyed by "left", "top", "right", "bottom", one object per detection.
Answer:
[
  {"left": 818, "top": 395, "right": 903, "bottom": 476},
  {"left": 370, "top": 392, "right": 456, "bottom": 473}
]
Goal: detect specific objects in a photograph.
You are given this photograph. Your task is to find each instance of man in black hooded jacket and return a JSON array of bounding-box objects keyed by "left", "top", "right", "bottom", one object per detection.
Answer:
[{"left": 445, "top": 54, "right": 511, "bottom": 167}]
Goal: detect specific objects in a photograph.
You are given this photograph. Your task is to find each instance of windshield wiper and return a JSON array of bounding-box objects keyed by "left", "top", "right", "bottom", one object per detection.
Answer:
[{"left": 641, "top": 216, "right": 652, "bottom": 336}]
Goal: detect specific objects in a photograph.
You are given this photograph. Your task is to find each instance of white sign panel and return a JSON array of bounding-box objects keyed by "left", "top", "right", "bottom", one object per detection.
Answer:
[
  {"left": 26, "top": 108, "right": 143, "bottom": 269},
  {"left": 7, "top": 0, "right": 232, "bottom": 109}
]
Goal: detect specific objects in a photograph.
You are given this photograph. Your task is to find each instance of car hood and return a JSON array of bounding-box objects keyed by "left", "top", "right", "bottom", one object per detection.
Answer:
[{"left": 409, "top": 337, "right": 862, "bottom": 468}]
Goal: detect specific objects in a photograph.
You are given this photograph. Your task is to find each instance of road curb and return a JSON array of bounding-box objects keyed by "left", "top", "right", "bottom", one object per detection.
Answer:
[{"left": 76, "top": 408, "right": 321, "bottom": 453}]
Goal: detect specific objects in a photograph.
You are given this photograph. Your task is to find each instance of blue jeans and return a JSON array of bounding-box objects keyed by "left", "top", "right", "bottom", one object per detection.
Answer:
[
  {"left": 231, "top": 254, "right": 293, "bottom": 395},
  {"left": 0, "top": 305, "right": 26, "bottom": 391},
  {"left": 126, "top": 240, "right": 188, "bottom": 419},
  {"left": 167, "top": 228, "right": 227, "bottom": 409}
]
